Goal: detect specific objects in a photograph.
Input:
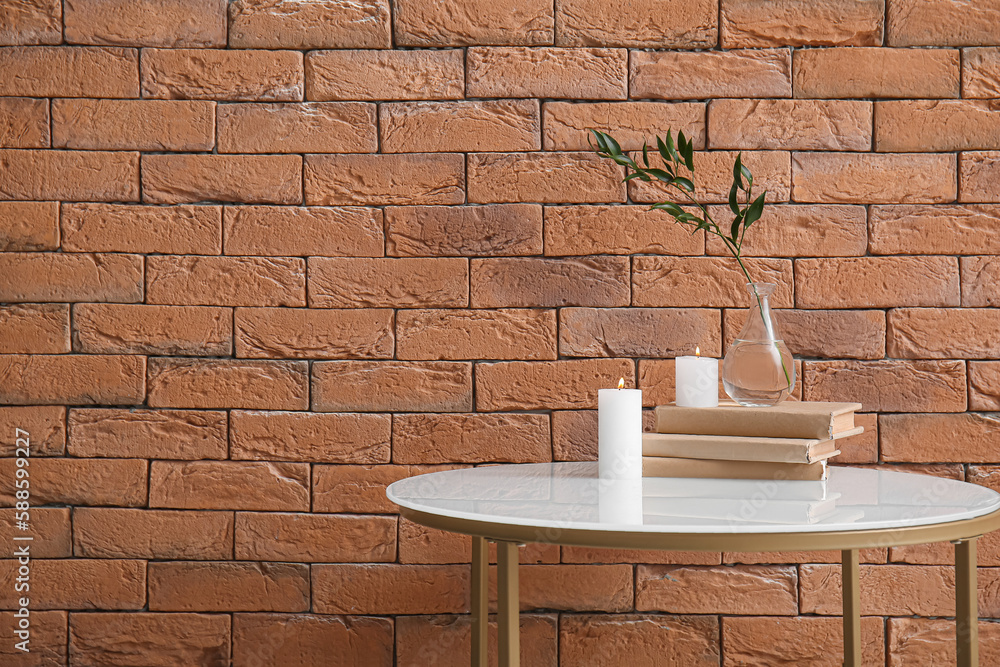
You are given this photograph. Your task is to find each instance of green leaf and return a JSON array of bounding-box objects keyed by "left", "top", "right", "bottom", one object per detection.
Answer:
[
  {"left": 642, "top": 141, "right": 650, "bottom": 168},
  {"left": 644, "top": 168, "right": 674, "bottom": 183},
  {"left": 728, "top": 181, "right": 740, "bottom": 215},
  {"left": 740, "top": 163, "right": 753, "bottom": 188},
  {"left": 651, "top": 202, "right": 685, "bottom": 217},
  {"left": 665, "top": 131, "right": 680, "bottom": 163},
  {"left": 730, "top": 213, "right": 744, "bottom": 243},
  {"left": 744, "top": 192, "right": 767, "bottom": 228},
  {"left": 604, "top": 132, "right": 622, "bottom": 156},
  {"left": 590, "top": 129, "right": 609, "bottom": 153},
  {"left": 678, "top": 131, "right": 695, "bottom": 171},
  {"left": 733, "top": 153, "right": 744, "bottom": 190},
  {"left": 656, "top": 136, "right": 671, "bottom": 165},
  {"left": 672, "top": 176, "right": 695, "bottom": 192},
  {"left": 624, "top": 171, "right": 650, "bottom": 182}
]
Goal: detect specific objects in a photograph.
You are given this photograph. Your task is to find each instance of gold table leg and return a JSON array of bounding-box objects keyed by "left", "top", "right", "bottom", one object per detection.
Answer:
[
  {"left": 956, "top": 538, "right": 979, "bottom": 667},
  {"left": 842, "top": 549, "right": 861, "bottom": 667},
  {"left": 471, "top": 537, "right": 488, "bottom": 667},
  {"left": 497, "top": 541, "right": 520, "bottom": 667}
]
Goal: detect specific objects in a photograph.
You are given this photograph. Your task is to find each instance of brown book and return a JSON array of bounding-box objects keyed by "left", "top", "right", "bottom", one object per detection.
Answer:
[
  {"left": 643, "top": 456, "right": 828, "bottom": 481},
  {"left": 655, "top": 401, "right": 862, "bottom": 440},
  {"left": 642, "top": 427, "right": 863, "bottom": 464}
]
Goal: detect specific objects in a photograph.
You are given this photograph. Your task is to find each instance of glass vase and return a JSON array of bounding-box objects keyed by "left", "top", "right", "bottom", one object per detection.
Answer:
[{"left": 722, "top": 282, "right": 795, "bottom": 407}]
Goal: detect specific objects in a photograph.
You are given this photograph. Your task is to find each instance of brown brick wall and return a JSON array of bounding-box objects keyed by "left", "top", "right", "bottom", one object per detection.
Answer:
[{"left": 1, "top": 0, "right": 999, "bottom": 664}]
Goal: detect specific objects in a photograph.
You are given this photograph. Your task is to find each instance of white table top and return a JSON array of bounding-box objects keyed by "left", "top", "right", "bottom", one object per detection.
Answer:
[{"left": 387, "top": 462, "right": 1000, "bottom": 535}]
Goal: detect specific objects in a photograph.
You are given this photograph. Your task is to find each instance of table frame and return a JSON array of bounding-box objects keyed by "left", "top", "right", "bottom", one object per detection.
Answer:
[{"left": 399, "top": 506, "right": 1000, "bottom": 667}]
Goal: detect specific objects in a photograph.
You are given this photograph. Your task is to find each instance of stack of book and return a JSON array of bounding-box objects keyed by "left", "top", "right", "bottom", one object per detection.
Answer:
[{"left": 642, "top": 401, "right": 863, "bottom": 482}]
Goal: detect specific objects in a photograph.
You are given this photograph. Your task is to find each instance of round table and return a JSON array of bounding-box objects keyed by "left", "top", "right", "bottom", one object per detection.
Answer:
[{"left": 387, "top": 462, "right": 1000, "bottom": 667}]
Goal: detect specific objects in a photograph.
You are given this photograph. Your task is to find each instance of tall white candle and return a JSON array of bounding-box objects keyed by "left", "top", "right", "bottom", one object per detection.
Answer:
[
  {"left": 675, "top": 348, "right": 719, "bottom": 408},
  {"left": 598, "top": 379, "right": 642, "bottom": 481}
]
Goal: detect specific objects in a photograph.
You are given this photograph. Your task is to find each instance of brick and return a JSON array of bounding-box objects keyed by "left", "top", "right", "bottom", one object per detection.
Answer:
[
  {"left": 466, "top": 47, "right": 627, "bottom": 99},
  {"left": 803, "top": 360, "right": 967, "bottom": 412},
  {"left": 304, "top": 153, "right": 464, "bottom": 206},
  {"left": 230, "top": 410, "right": 391, "bottom": 464},
  {"left": 393, "top": 413, "right": 550, "bottom": 464},
  {"left": 0, "top": 560, "right": 144, "bottom": 610},
  {"left": 0, "top": 252, "right": 142, "bottom": 303},
  {"left": 560, "top": 307, "right": 721, "bottom": 358},
  {"left": 965, "top": 48, "right": 1000, "bottom": 99},
  {"left": 148, "top": 358, "right": 308, "bottom": 410},
  {"left": 633, "top": 257, "right": 794, "bottom": 308},
  {"left": 556, "top": 0, "right": 715, "bottom": 47},
  {"left": 236, "top": 307, "right": 392, "bottom": 360},
  {"left": 313, "top": 564, "right": 468, "bottom": 614},
  {"left": 149, "top": 562, "right": 309, "bottom": 612},
  {"left": 398, "top": 519, "right": 559, "bottom": 565},
  {"left": 386, "top": 204, "right": 542, "bottom": 257},
  {"left": 888, "top": 618, "right": 1000, "bottom": 666},
  {"left": 796, "top": 257, "right": 959, "bottom": 308},
  {"left": 542, "top": 101, "right": 704, "bottom": 152},
  {"left": 517, "top": 564, "right": 632, "bottom": 612},
  {"left": 877, "top": 100, "right": 1000, "bottom": 152},
  {"left": 0, "top": 304, "right": 68, "bottom": 354},
  {"left": 476, "top": 359, "right": 634, "bottom": 411},
  {"left": 636, "top": 565, "right": 797, "bottom": 615},
  {"left": 0, "top": 46, "right": 138, "bottom": 97},
  {"left": 881, "top": 413, "right": 1000, "bottom": 463},
  {"left": 62, "top": 203, "right": 222, "bottom": 254},
  {"left": 552, "top": 410, "right": 599, "bottom": 461},
  {"left": 308, "top": 257, "right": 467, "bottom": 308},
  {"left": 0, "top": 406, "right": 65, "bottom": 456},
  {"left": 235, "top": 614, "right": 393, "bottom": 667},
  {"left": 0, "top": 354, "right": 145, "bottom": 405},
  {"left": 235, "top": 512, "right": 396, "bottom": 562},
  {"left": 146, "top": 256, "right": 305, "bottom": 307},
  {"left": 792, "top": 152, "right": 957, "bottom": 204},
  {"left": 472, "top": 257, "right": 628, "bottom": 308},
  {"left": 0, "top": 610, "right": 65, "bottom": 664},
  {"left": 889, "top": 308, "right": 1000, "bottom": 359},
  {"left": 562, "top": 546, "right": 720, "bottom": 565},
  {"left": 218, "top": 102, "right": 376, "bottom": 154},
  {"left": 74, "top": 304, "right": 232, "bottom": 356},
  {"left": 68, "top": 408, "right": 228, "bottom": 459},
  {"left": 725, "top": 309, "right": 886, "bottom": 360},
  {"left": 709, "top": 99, "right": 872, "bottom": 151},
  {"left": 225, "top": 205, "right": 382, "bottom": 257},
  {"left": 150, "top": 461, "right": 309, "bottom": 511},
  {"left": 721, "top": 0, "right": 883, "bottom": 47},
  {"left": 74, "top": 508, "right": 233, "bottom": 560},
  {"left": 960, "top": 152, "right": 1000, "bottom": 203},
  {"left": 871, "top": 204, "right": 1000, "bottom": 254},
  {"left": 229, "top": 0, "right": 391, "bottom": 48},
  {"left": 723, "top": 547, "right": 886, "bottom": 566},
  {"left": 970, "top": 463, "right": 1000, "bottom": 490},
  {"left": 707, "top": 204, "right": 867, "bottom": 257},
  {"left": 793, "top": 47, "right": 960, "bottom": 98},
  {"left": 381, "top": 100, "right": 539, "bottom": 153},
  {"left": 724, "top": 616, "right": 884, "bottom": 666},
  {"left": 65, "top": 0, "right": 224, "bottom": 46},
  {"left": 889, "top": 0, "right": 1000, "bottom": 46},
  {"left": 397, "top": 614, "right": 556, "bottom": 667},
  {"left": 142, "top": 48, "right": 303, "bottom": 100},
  {"left": 0, "top": 457, "right": 146, "bottom": 506},
  {"left": 890, "top": 531, "right": 1000, "bottom": 567},
  {"left": 0, "top": 0, "right": 60, "bottom": 45},
  {"left": 142, "top": 154, "right": 302, "bottom": 205},
  {"left": 970, "top": 361, "right": 1000, "bottom": 410},
  {"left": 839, "top": 412, "right": 880, "bottom": 464},
  {"left": 397, "top": 309, "right": 555, "bottom": 361},
  {"left": 52, "top": 98, "right": 214, "bottom": 151},
  {"left": 395, "top": 0, "right": 552, "bottom": 46},
  {"left": 468, "top": 151, "right": 624, "bottom": 204},
  {"left": 0, "top": 97, "right": 48, "bottom": 148},
  {"left": 562, "top": 614, "right": 718, "bottom": 666},
  {"left": 0, "top": 201, "right": 57, "bottom": 251},
  {"left": 70, "top": 613, "right": 231, "bottom": 667},
  {"left": 0, "top": 149, "right": 139, "bottom": 201},
  {"left": 313, "top": 463, "right": 461, "bottom": 514},
  {"left": 631, "top": 49, "right": 791, "bottom": 99},
  {"left": 543, "top": 205, "right": 704, "bottom": 256},
  {"left": 312, "top": 361, "right": 472, "bottom": 412},
  {"left": 0, "top": 507, "right": 70, "bottom": 557},
  {"left": 306, "top": 49, "right": 463, "bottom": 101},
  {"left": 630, "top": 150, "right": 791, "bottom": 204}
]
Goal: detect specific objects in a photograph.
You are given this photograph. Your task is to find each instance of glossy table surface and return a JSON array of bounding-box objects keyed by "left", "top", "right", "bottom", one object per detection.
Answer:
[{"left": 387, "top": 462, "right": 1000, "bottom": 535}]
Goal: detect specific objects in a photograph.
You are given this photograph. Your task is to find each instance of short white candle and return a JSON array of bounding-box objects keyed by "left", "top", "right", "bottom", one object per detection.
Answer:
[
  {"left": 675, "top": 348, "right": 719, "bottom": 408},
  {"left": 598, "top": 379, "right": 643, "bottom": 481}
]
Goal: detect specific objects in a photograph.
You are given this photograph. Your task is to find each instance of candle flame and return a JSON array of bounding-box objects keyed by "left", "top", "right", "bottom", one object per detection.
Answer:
[
  {"left": 617, "top": 377, "right": 625, "bottom": 390},
  {"left": 695, "top": 346, "right": 700, "bottom": 357}
]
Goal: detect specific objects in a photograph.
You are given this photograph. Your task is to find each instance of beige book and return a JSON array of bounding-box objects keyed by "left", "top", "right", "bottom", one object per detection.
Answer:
[
  {"left": 643, "top": 456, "right": 828, "bottom": 481},
  {"left": 642, "top": 427, "right": 864, "bottom": 464},
  {"left": 655, "top": 401, "right": 862, "bottom": 440}
]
